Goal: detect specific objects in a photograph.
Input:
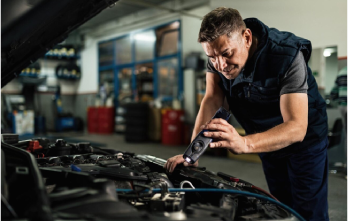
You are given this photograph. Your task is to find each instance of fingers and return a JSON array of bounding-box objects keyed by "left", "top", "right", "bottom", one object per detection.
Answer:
[
  {"left": 200, "top": 119, "right": 231, "bottom": 131},
  {"left": 184, "top": 160, "right": 199, "bottom": 167},
  {"left": 209, "top": 140, "right": 229, "bottom": 148},
  {"left": 163, "top": 155, "right": 185, "bottom": 173},
  {"left": 170, "top": 159, "right": 182, "bottom": 173},
  {"left": 204, "top": 118, "right": 229, "bottom": 125},
  {"left": 164, "top": 154, "right": 200, "bottom": 173},
  {"left": 203, "top": 131, "right": 228, "bottom": 139},
  {"left": 210, "top": 118, "right": 230, "bottom": 125},
  {"left": 201, "top": 123, "right": 224, "bottom": 131}
]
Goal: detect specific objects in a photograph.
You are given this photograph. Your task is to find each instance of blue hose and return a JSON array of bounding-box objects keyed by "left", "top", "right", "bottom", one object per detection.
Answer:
[{"left": 116, "top": 188, "right": 305, "bottom": 221}]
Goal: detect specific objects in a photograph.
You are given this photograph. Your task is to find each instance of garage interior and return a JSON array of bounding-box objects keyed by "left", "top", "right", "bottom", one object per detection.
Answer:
[{"left": 1, "top": 0, "right": 347, "bottom": 220}]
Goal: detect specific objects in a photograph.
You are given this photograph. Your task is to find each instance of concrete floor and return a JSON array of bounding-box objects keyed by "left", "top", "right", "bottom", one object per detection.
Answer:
[{"left": 50, "top": 132, "right": 347, "bottom": 221}]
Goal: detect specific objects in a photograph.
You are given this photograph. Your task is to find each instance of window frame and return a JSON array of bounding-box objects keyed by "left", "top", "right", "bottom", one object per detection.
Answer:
[{"left": 98, "top": 20, "right": 182, "bottom": 106}]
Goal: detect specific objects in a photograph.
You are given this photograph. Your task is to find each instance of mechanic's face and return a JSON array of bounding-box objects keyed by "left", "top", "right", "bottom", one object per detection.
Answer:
[{"left": 202, "top": 30, "right": 252, "bottom": 80}]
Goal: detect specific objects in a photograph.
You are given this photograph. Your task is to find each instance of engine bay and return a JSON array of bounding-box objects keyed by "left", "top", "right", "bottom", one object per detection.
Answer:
[{"left": 2, "top": 135, "right": 301, "bottom": 221}]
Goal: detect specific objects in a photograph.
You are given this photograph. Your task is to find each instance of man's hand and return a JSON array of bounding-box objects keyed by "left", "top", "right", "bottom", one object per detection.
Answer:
[
  {"left": 201, "top": 118, "right": 248, "bottom": 154},
  {"left": 164, "top": 154, "right": 199, "bottom": 173}
]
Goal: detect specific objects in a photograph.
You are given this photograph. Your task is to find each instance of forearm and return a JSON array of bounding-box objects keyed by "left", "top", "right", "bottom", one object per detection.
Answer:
[
  {"left": 244, "top": 120, "right": 307, "bottom": 153},
  {"left": 191, "top": 97, "right": 222, "bottom": 141}
]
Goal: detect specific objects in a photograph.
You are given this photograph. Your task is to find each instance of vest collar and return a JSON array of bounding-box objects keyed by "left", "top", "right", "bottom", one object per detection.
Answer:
[{"left": 237, "top": 18, "right": 269, "bottom": 84}]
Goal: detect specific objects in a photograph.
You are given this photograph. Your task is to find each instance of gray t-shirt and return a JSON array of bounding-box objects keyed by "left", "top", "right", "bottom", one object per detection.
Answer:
[{"left": 207, "top": 51, "right": 308, "bottom": 95}]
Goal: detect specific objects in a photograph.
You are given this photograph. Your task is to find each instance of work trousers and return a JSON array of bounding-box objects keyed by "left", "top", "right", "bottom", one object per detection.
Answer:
[{"left": 259, "top": 138, "right": 329, "bottom": 221}]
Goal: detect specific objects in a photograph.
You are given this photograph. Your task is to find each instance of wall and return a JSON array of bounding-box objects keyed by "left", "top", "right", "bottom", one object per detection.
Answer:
[
  {"left": 1, "top": 79, "right": 23, "bottom": 94},
  {"left": 308, "top": 48, "right": 324, "bottom": 88},
  {"left": 210, "top": 0, "right": 347, "bottom": 58},
  {"left": 183, "top": 69, "right": 197, "bottom": 124},
  {"left": 79, "top": 36, "right": 99, "bottom": 93},
  {"left": 35, "top": 93, "right": 76, "bottom": 131},
  {"left": 181, "top": 6, "right": 212, "bottom": 64}
]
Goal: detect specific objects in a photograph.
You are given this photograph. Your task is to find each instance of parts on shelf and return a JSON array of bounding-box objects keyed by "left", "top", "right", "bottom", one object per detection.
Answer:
[
  {"left": 136, "top": 70, "right": 154, "bottom": 102},
  {"left": 19, "top": 62, "right": 46, "bottom": 85},
  {"left": 20, "top": 62, "right": 41, "bottom": 77},
  {"left": 46, "top": 45, "right": 77, "bottom": 59},
  {"left": 55, "top": 63, "right": 81, "bottom": 79},
  {"left": 19, "top": 46, "right": 81, "bottom": 80}
]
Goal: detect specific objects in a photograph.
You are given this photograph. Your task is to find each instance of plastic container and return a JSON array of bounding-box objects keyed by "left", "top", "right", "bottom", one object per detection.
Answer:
[
  {"left": 161, "top": 109, "right": 185, "bottom": 145},
  {"left": 87, "top": 107, "right": 99, "bottom": 133},
  {"left": 88, "top": 107, "right": 114, "bottom": 134}
]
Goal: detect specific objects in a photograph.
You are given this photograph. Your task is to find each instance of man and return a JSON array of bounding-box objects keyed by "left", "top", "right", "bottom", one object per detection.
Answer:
[{"left": 164, "top": 7, "right": 329, "bottom": 221}]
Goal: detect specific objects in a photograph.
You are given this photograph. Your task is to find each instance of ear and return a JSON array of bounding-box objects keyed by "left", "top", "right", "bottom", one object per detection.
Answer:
[{"left": 243, "top": 28, "right": 252, "bottom": 48}]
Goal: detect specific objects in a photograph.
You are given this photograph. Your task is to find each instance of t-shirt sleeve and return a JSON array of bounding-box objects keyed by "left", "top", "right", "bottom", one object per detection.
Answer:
[
  {"left": 279, "top": 51, "right": 308, "bottom": 95},
  {"left": 206, "top": 59, "right": 219, "bottom": 74}
]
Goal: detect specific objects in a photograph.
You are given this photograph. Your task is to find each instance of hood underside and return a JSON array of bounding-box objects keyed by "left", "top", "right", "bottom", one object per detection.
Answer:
[{"left": 1, "top": 0, "right": 118, "bottom": 88}]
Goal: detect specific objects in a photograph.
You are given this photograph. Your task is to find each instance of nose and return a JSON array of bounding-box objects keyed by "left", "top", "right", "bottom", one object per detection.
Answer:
[{"left": 217, "top": 56, "right": 227, "bottom": 71}]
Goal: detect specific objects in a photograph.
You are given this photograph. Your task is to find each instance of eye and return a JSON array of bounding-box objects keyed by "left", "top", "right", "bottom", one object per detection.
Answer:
[
  {"left": 210, "top": 57, "right": 216, "bottom": 62},
  {"left": 223, "top": 51, "right": 232, "bottom": 57}
]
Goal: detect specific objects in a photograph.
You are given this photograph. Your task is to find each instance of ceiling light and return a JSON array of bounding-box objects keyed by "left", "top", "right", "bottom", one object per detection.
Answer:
[
  {"left": 323, "top": 50, "right": 331, "bottom": 57},
  {"left": 134, "top": 34, "right": 155, "bottom": 42}
]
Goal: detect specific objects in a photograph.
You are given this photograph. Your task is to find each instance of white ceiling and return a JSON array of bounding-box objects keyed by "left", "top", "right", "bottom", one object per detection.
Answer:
[{"left": 78, "top": 0, "right": 207, "bottom": 30}]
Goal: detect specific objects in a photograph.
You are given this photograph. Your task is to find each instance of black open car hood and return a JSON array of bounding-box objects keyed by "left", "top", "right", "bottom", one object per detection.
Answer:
[{"left": 1, "top": 0, "right": 118, "bottom": 88}]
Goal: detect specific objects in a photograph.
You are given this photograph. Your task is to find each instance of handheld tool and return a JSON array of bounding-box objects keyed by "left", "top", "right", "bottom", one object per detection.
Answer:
[{"left": 183, "top": 107, "right": 231, "bottom": 164}]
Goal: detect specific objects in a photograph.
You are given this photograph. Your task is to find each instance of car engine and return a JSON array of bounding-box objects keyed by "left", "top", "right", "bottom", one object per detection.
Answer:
[{"left": 1, "top": 135, "right": 302, "bottom": 221}]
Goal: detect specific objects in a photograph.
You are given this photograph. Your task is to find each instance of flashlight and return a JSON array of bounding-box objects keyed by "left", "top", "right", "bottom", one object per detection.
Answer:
[{"left": 183, "top": 107, "right": 231, "bottom": 164}]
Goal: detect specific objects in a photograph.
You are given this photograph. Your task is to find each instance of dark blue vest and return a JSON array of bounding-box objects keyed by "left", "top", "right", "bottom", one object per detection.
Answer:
[{"left": 217, "top": 18, "right": 328, "bottom": 156}]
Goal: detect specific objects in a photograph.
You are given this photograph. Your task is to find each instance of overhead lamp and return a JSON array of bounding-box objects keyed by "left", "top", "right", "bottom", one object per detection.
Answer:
[
  {"left": 323, "top": 47, "right": 337, "bottom": 57},
  {"left": 134, "top": 33, "right": 155, "bottom": 42},
  {"left": 323, "top": 50, "right": 331, "bottom": 57}
]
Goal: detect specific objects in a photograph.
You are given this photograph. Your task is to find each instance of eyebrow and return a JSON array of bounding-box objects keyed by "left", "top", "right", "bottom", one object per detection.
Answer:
[{"left": 206, "top": 48, "right": 229, "bottom": 57}]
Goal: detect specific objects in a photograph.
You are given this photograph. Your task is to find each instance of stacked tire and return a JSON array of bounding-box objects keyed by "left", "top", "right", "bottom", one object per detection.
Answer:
[
  {"left": 124, "top": 102, "right": 149, "bottom": 142},
  {"left": 115, "top": 104, "right": 126, "bottom": 133}
]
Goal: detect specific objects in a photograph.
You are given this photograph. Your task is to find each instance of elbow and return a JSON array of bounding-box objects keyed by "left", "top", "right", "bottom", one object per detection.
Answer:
[
  {"left": 297, "top": 132, "right": 306, "bottom": 143},
  {"left": 286, "top": 120, "right": 307, "bottom": 143},
  {"left": 295, "top": 122, "right": 308, "bottom": 143}
]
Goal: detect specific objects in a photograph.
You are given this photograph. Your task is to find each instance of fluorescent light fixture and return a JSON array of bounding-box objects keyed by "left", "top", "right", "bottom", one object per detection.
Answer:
[
  {"left": 323, "top": 50, "right": 331, "bottom": 57},
  {"left": 323, "top": 47, "right": 337, "bottom": 57},
  {"left": 134, "top": 34, "right": 155, "bottom": 42}
]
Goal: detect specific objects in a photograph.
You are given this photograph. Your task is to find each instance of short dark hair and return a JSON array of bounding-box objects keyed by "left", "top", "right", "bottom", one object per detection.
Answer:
[{"left": 198, "top": 7, "right": 246, "bottom": 43}]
